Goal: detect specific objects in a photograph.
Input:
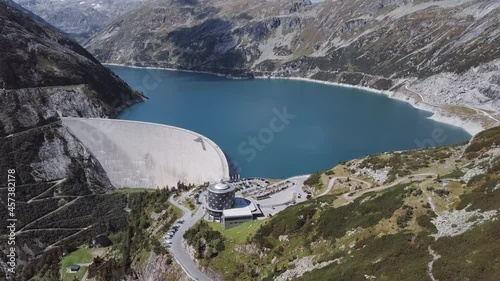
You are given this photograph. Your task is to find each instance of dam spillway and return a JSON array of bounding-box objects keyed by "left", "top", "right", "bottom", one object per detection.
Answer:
[{"left": 61, "top": 117, "right": 229, "bottom": 188}]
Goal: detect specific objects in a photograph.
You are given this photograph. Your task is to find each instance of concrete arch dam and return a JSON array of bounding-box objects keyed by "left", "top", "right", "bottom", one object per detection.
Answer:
[{"left": 61, "top": 117, "right": 229, "bottom": 188}]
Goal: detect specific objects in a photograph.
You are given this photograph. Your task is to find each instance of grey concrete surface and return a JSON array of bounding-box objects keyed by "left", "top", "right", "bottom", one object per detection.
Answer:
[
  {"left": 61, "top": 117, "right": 229, "bottom": 188},
  {"left": 255, "top": 175, "right": 309, "bottom": 217}
]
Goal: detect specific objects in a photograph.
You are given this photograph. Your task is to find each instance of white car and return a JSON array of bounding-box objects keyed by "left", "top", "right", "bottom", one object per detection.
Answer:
[{"left": 165, "top": 240, "right": 173, "bottom": 244}]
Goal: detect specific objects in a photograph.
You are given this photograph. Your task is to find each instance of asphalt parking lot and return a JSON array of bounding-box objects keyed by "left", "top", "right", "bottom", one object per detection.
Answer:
[{"left": 252, "top": 175, "right": 309, "bottom": 217}]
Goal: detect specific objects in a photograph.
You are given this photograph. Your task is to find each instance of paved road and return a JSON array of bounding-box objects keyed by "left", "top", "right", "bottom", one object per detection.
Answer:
[
  {"left": 168, "top": 192, "right": 212, "bottom": 281},
  {"left": 319, "top": 176, "right": 372, "bottom": 197},
  {"left": 342, "top": 173, "right": 437, "bottom": 203},
  {"left": 166, "top": 175, "right": 309, "bottom": 279}
]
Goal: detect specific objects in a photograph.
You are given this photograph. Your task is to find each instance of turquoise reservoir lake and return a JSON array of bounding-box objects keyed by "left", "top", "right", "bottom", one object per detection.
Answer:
[{"left": 110, "top": 65, "right": 471, "bottom": 179}]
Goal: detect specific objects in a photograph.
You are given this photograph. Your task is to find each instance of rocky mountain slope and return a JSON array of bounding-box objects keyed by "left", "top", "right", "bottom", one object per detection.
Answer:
[
  {"left": 0, "top": 1, "right": 144, "bottom": 279},
  {"left": 12, "top": 0, "right": 148, "bottom": 42},
  {"left": 184, "top": 126, "right": 500, "bottom": 280},
  {"left": 85, "top": 0, "right": 500, "bottom": 128}
]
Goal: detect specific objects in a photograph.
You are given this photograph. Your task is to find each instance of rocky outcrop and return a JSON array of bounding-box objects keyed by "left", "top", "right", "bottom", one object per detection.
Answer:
[
  {"left": 412, "top": 59, "right": 500, "bottom": 112},
  {"left": 0, "top": 86, "right": 109, "bottom": 136},
  {"left": 0, "top": 0, "right": 144, "bottom": 185},
  {"left": 133, "top": 252, "right": 189, "bottom": 281},
  {"left": 0, "top": 2, "right": 144, "bottom": 279},
  {"left": 0, "top": 1, "right": 145, "bottom": 119}
]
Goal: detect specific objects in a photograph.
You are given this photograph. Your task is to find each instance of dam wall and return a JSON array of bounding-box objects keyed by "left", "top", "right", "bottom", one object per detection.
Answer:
[{"left": 61, "top": 117, "right": 229, "bottom": 188}]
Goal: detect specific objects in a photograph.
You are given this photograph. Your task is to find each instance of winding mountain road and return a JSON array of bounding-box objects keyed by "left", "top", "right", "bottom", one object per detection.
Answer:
[
  {"left": 168, "top": 192, "right": 212, "bottom": 281},
  {"left": 404, "top": 85, "right": 500, "bottom": 126},
  {"left": 473, "top": 107, "right": 500, "bottom": 125},
  {"left": 319, "top": 172, "right": 437, "bottom": 204},
  {"left": 167, "top": 175, "right": 309, "bottom": 280},
  {"left": 341, "top": 173, "right": 437, "bottom": 203},
  {"left": 319, "top": 176, "right": 372, "bottom": 197}
]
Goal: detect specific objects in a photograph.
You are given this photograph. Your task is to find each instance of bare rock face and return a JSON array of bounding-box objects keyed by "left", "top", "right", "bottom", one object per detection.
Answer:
[
  {"left": 0, "top": 2, "right": 144, "bottom": 279},
  {"left": 84, "top": 0, "right": 500, "bottom": 111},
  {"left": 0, "top": 0, "right": 144, "bottom": 197},
  {"left": 133, "top": 252, "right": 189, "bottom": 281},
  {"left": 0, "top": 86, "right": 109, "bottom": 136},
  {"left": 412, "top": 59, "right": 500, "bottom": 112},
  {"left": 0, "top": 2, "right": 145, "bottom": 120}
]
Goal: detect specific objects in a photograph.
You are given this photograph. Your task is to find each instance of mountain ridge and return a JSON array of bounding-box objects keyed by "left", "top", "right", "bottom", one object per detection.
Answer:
[
  {"left": 12, "top": 0, "right": 148, "bottom": 42},
  {"left": 84, "top": 0, "right": 500, "bottom": 130},
  {"left": 0, "top": 1, "right": 145, "bottom": 278}
]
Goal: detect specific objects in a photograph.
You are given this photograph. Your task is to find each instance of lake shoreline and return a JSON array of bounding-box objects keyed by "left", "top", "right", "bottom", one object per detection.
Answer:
[
  {"left": 256, "top": 76, "right": 483, "bottom": 136},
  {"left": 105, "top": 63, "right": 482, "bottom": 136}
]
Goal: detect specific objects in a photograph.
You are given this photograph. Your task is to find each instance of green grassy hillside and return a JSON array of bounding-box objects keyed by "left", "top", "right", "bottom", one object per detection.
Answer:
[{"left": 185, "top": 126, "right": 500, "bottom": 280}]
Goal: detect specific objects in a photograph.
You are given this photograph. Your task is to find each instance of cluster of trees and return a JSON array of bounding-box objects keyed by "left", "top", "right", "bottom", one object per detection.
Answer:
[
  {"left": 17, "top": 240, "right": 81, "bottom": 280},
  {"left": 21, "top": 186, "right": 188, "bottom": 281},
  {"left": 464, "top": 127, "right": 500, "bottom": 156},
  {"left": 253, "top": 183, "right": 409, "bottom": 252},
  {"left": 403, "top": 186, "right": 423, "bottom": 197},
  {"left": 304, "top": 171, "right": 322, "bottom": 186},
  {"left": 88, "top": 256, "right": 127, "bottom": 281},
  {"left": 397, "top": 205, "right": 415, "bottom": 228},
  {"left": 0, "top": 126, "right": 133, "bottom": 280},
  {"left": 175, "top": 181, "right": 195, "bottom": 193},
  {"left": 254, "top": 203, "right": 317, "bottom": 249},
  {"left": 88, "top": 189, "right": 179, "bottom": 280},
  {"left": 325, "top": 170, "right": 335, "bottom": 176},
  {"left": 360, "top": 148, "right": 454, "bottom": 183},
  {"left": 184, "top": 221, "right": 225, "bottom": 259},
  {"left": 416, "top": 214, "right": 437, "bottom": 232}
]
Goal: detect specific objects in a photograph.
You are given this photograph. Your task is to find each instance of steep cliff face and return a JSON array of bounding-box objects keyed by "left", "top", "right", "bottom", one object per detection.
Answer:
[
  {"left": 0, "top": 2, "right": 144, "bottom": 279},
  {"left": 0, "top": 1, "right": 145, "bottom": 124},
  {"left": 85, "top": 0, "right": 500, "bottom": 114},
  {"left": 132, "top": 252, "right": 189, "bottom": 281},
  {"left": 86, "top": 0, "right": 318, "bottom": 77}
]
